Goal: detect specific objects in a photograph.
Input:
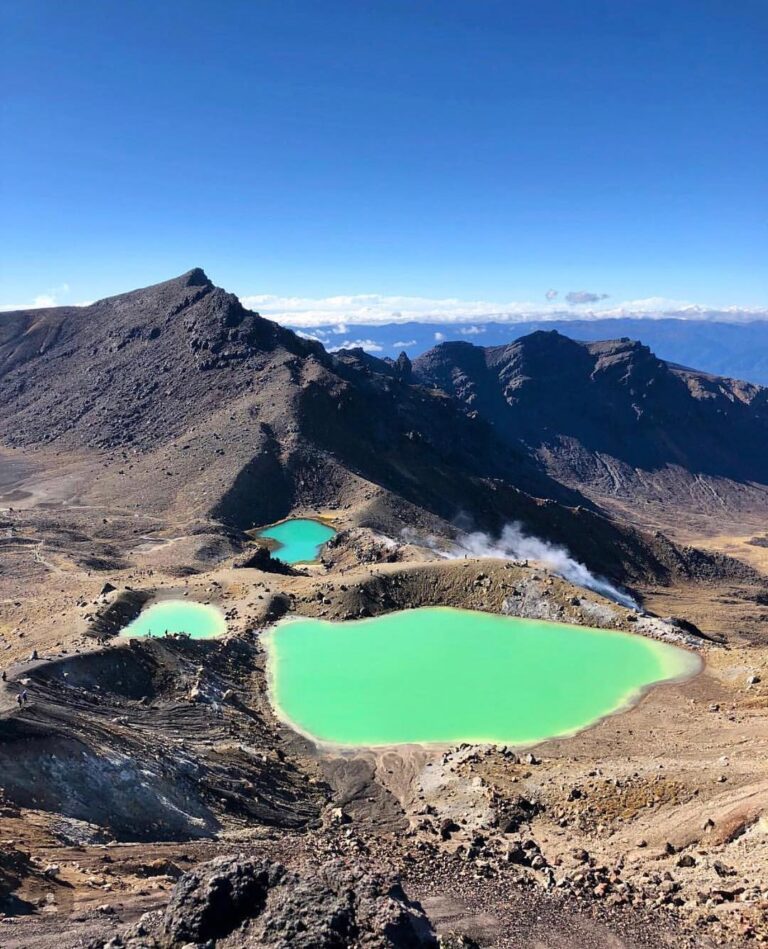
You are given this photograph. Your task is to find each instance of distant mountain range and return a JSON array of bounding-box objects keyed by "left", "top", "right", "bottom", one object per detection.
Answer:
[
  {"left": 411, "top": 333, "right": 768, "bottom": 534},
  {"left": 293, "top": 318, "right": 768, "bottom": 385}
]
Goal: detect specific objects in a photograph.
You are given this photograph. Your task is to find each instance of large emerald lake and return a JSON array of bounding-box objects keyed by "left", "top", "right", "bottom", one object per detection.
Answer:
[
  {"left": 257, "top": 518, "right": 336, "bottom": 564},
  {"left": 265, "top": 607, "right": 699, "bottom": 747}
]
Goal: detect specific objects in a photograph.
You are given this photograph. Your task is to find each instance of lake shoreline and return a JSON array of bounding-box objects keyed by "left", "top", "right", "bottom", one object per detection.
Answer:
[{"left": 263, "top": 606, "right": 703, "bottom": 751}]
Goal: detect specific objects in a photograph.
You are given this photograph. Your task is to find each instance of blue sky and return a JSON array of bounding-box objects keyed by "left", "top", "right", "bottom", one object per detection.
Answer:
[{"left": 1, "top": 0, "right": 766, "bottom": 318}]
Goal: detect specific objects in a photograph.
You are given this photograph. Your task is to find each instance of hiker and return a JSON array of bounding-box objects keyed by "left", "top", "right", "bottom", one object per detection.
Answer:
[
  {"left": 1, "top": 670, "right": 6, "bottom": 682},
  {"left": 16, "top": 694, "right": 22, "bottom": 707},
  {"left": 21, "top": 689, "right": 28, "bottom": 704},
  {"left": 30, "top": 649, "right": 38, "bottom": 661}
]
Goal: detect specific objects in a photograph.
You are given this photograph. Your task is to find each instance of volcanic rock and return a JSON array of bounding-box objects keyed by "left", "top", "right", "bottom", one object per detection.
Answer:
[{"left": 101, "top": 854, "right": 438, "bottom": 948}]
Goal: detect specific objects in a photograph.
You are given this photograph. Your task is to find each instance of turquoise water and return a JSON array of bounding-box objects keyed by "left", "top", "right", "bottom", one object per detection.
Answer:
[
  {"left": 257, "top": 518, "right": 336, "bottom": 564},
  {"left": 120, "top": 600, "right": 227, "bottom": 639},
  {"left": 266, "top": 607, "right": 700, "bottom": 747}
]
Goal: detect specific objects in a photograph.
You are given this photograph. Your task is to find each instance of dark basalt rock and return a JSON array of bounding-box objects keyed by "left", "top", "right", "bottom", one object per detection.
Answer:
[
  {"left": 264, "top": 592, "right": 293, "bottom": 621},
  {"left": 162, "top": 855, "right": 282, "bottom": 944},
  {"left": 394, "top": 350, "right": 413, "bottom": 383},
  {"left": 663, "top": 615, "right": 725, "bottom": 644},
  {"left": 0, "top": 845, "right": 36, "bottom": 914},
  {"left": 233, "top": 545, "right": 297, "bottom": 575},
  {"left": 98, "top": 854, "right": 438, "bottom": 948},
  {"left": 495, "top": 795, "right": 543, "bottom": 833},
  {"left": 86, "top": 588, "right": 152, "bottom": 640}
]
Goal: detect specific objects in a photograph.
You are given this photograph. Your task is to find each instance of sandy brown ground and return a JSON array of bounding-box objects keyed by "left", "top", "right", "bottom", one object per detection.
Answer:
[
  {"left": 688, "top": 533, "right": 768, "bottom": 577},
  {"left": 1, "top": 455, "right": 767, "bottom": 947}
]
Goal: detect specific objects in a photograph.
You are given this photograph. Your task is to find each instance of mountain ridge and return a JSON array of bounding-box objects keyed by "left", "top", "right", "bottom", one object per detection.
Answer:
[
  {"left": 291, "top": 317, "right": 768, "bottom": 385},
  {"left": 1, "top": 270, "right": 763, "bottom": 586},
  {"left": 412, "top": 330, "right": 768, "bottom": 534}
]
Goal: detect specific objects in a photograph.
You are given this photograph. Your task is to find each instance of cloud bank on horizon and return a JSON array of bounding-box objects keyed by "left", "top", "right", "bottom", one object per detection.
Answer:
[
  {"left": 2, "top": 284, "right": 766, "bottom": 328},
  {"left": 239, "top": 291, "right": 768, "bottom": 328},
  {"left": 0, "top": 283, "right": 74, "bottom": 312}
]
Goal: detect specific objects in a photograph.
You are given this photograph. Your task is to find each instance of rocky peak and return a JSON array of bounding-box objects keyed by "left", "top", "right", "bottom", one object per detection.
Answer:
[
  {"left": 0, "top": 269, "right": 326, "bottom": 450},
  {"left": 180, "top": 266, "right": 213, "bottom": 288},
  {"left": 394, "top": 350, "right": 412, "bottom": 382}
]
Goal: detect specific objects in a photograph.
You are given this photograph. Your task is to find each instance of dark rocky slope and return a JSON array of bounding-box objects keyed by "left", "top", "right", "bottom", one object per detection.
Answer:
[
  {"left": 0, "top": 271, "right": 755, "bottom": 586},
  {"left": 413, "top": 332, "right": 768, "bottom": 528},
  {"left": 0, "top": 271, "right": 575, "bottom": 518},
  {"left": 0, "top": 638, "right": 324, "bottom": 841},
  {"left": 0, "top": 268, "right": 324, "bottom": 451}
]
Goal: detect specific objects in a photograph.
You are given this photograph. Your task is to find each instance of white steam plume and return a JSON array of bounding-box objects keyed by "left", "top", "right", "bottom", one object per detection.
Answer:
[{"left": 403, "top": 522, "right": 638, "bottom": 610}]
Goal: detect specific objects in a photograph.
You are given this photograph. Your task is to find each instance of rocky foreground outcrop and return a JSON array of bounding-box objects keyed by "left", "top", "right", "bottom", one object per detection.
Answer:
[{"left": 93, "top": 855, "right": 447, "bottom": 948}]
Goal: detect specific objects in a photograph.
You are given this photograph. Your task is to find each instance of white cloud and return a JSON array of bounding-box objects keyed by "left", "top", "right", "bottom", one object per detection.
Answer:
[
  {"left": 458, "top": 325, "right": 485, "bottom": 335},
  {"left": 565, "top": 290, "right": 610, "bottom": 305},
  {"left": 327, "top": 338, "right": 384, "bottom": 353},
  {"left": 296, "top": 329, "right": 328, "bottom": 343},
  {"left": 392, "top": 339, "right": 417, "bottom": 348},
  {"left": 238, "top": 291, "right": 768, "bottom": 328},
  {"left": 545, "top": 289, "right": 558, "bottom": 301},
  {"left": 1, "top": 296, "right": 58, "bottom": 312},
  {"left": 4, "top": 283, "right": 763, "bottom": 327},
  {"left": 434, "top": 331, "right": 446, "bottom": 341},
  {"left": 0, "top": 283, "right": 72, "bottom": 313}
]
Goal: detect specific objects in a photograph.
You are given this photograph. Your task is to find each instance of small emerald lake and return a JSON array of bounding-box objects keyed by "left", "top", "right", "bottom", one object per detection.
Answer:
[
  {"left": 256, "top": 518, "right": 336, "bottom": 564},
  {"left": 265, "top": 607, "right": 700, "bottom": 747},
  {"left": 120, "top": 600, "right": 226, "bottom": 640}
]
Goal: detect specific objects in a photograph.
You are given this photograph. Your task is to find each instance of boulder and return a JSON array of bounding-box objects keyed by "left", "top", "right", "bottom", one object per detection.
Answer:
[
  {"left": 101, "top": 854, "right": 438, "bottom": 947},
  {"left": 233, "top": 545, "right": 296, "bottom": 575}
]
